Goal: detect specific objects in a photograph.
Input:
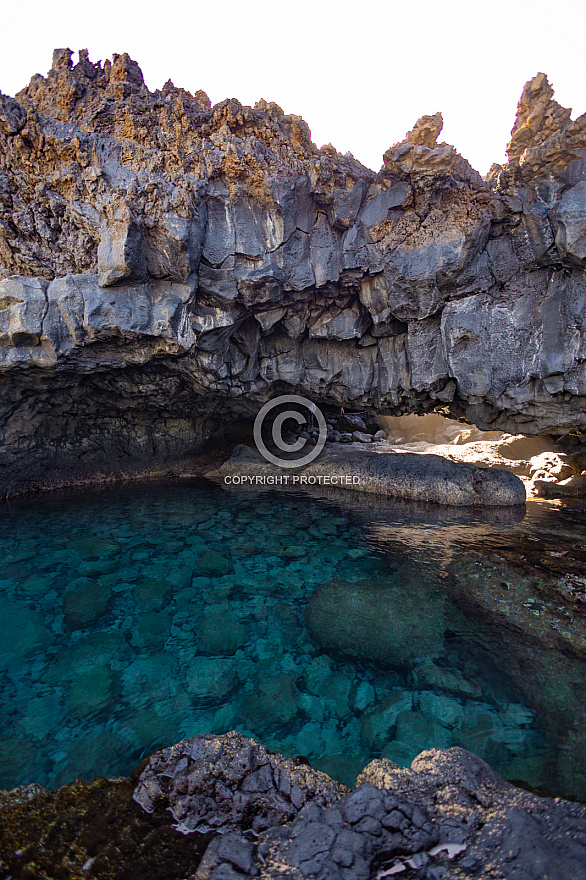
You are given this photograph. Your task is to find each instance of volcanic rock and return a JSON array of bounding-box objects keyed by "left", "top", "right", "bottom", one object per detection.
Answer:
[
  {"left": 2, "top": 55, "right": 586, "bottom": 494},
  {"left": 213, "top": 444, "right": 526, "bottom": 506},
  {"left": 132, "top": 730, "right": 348, "bottom": 834},
  {"left": 3, "top": 735, "right": 586, "bottom": 879}
]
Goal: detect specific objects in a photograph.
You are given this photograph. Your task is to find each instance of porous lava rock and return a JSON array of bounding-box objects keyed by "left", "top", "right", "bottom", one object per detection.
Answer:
[
  {"left": 132, "top": 730, "right": 348, "bottom": 835},
  {"left": 2, "top": 52, "right": 586, "bottom": 494},
  {"left": 193, "top": 746, "right": 586, "bottom": 880},
  {"left": 3, "top": 735, "right": 586, "bottom": 879}
]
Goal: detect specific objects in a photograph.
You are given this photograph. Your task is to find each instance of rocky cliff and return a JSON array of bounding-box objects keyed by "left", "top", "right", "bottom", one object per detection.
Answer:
[{"left": 2, "top": 51, "right": 586, "bottom": 492}]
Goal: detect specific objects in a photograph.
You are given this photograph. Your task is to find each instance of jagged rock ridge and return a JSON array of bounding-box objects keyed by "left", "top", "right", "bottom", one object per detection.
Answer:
[
  {"left": 2, "top": 50, "right": 586, "bottom": 491},
  {"left": 3, "top": 734, "right": 586, "bottom": 879}
]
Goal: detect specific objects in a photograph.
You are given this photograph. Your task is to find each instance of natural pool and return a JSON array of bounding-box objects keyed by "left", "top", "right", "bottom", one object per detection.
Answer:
[{"left": 1, "top": 479, "right": 586, "bottom": 801}]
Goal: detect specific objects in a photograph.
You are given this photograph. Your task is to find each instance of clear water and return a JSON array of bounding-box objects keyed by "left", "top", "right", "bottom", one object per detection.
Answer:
[{"left": 1, "top": 479, "right": 586, "bottom": 799}]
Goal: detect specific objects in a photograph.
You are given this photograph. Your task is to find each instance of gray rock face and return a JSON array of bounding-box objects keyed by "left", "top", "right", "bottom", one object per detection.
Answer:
[
  {"left": 133, "top": 730, "right": 348, "bottom": 835},
  {"left": 2, "top": 54, "right": 586, "bottom": 492},
  {"left": 213, "top": 444, "right": 526, "bottom": 506},
  {"left": 131, "top": 734, "right": 586, "bottom": 880}
]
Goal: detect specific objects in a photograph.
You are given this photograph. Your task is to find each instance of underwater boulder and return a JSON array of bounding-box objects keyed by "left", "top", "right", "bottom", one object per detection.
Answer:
[{"left": 305, "top": 579, "right": 447, "bottom": 667}]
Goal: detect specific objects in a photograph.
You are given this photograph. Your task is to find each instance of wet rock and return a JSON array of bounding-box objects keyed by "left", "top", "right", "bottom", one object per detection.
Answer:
[
  {"left": 321, "top": 673, "right": 352, "bottom": 718},
  {"left": 417, "top": 690, "right": 467, "bottom": 729},
  {"left": 120, "top": 709, "right": 179, "bottom": 752},
  {"left": 77, "top": 558, "right": 119, "bottom": 576},
  {"left": 69, "top": 538, "right": 120, "bottom": 558},
  {"left": 62, "top": 581, "right": 108, "bottom": 629},
  {"left": 121, "top": 652, "right": 180, "bottom": 705},
  {"left": 395, "top": 709, "right": 452, "bottom": 755},
  {"left": 415, "top": 661, "right": 483, "bottom": 699},
  {"left": 43, "top": 630, "right": 128, "bottom": 683},
  {"left": 360, "top": 691, "right": 413, "bottom": 749},
  {"left": 67, "top": 666, "right": 114, "bottom": 715},
  {"left": 244, "top": 672, "right": 300, "bottom": 732},
  {"left": 353, "top": 680, "right": 376, "bottom": 712},
  {"left": 0, "top": 737, "right": 40, "bottom": 789},
  {"left": 20, "top": 573, "right": 54, "bottom": 597},
  {"left": 304, "top": 655, "right": 335, "bottom": 695},
  {"left": 0, "top": 598, "right": 51, "bottom": 661},
  {"left": 130, "top": 610, "right": 172, "bottom": 648},
  {"left": 52, "top": 730, "right": 129, "bottom": 787},
  {"left": 454, "top": 711, "right": 505, "bottom": 754},
  {"left": 135, "top": 577, "right": 174, "bottom": 611},
  {"left": 20, "top": 693, "right": 67, "bottom": 741},
  {"left": 197, "top": 550, "right": 233, "bottom": 578}
]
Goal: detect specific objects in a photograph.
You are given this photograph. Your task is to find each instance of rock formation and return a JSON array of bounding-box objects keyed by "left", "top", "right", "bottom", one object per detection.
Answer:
[
  {"left": 213, "top": 444, "right": 526, "bottom": 506},
  {"left": 2, "top": 734, "right": 586, "bottom": 879},
  {"left": 2, "top": 50, "right": 586, "bottom": 492}
]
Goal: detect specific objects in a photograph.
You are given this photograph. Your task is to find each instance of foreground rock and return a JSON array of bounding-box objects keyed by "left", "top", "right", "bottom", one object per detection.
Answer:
[
  {"left": 212, "top": 444, "right": 526, "bottom": 506},
  {"left": 133, "top": 731, "right": 348, "bottom": 835},
  {"left": 3, "top": 734, "right": 585, "bottom": 879},
  {"left": 0, "top": 771, "right": 211, "bottom": 879},
  {"left": 2, "top": 53, "right": 586, "bottom": 493},
  {"left": 200, "top": 746, "right": 586, "bottom": 880}
]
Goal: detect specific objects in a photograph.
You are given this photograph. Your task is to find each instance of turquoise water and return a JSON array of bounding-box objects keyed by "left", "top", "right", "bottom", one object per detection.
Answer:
[{"left": 1, "top": 480, "right": 585, "bottom": 799}]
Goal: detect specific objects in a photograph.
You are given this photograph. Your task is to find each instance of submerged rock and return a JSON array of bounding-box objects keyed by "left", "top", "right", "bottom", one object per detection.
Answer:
[
  {"left": 197, "top": 606, "right": 250, "bottom": 654},
  {"left": 62, "top": 580, "right": 108, "bottom": 629},
  {"left": 306, "top": 578, "right": 448, "bottom": 667},
  {"left": 184, "top": 657, "right": 239, "bottom": 707}
]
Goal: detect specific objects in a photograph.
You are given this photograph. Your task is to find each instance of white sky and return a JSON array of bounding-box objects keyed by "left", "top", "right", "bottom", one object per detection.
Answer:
[{"left": 1, "top": 0, "right": 585, "bottom": 176}]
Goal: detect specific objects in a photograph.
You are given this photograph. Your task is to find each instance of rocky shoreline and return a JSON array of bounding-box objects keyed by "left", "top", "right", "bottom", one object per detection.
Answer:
[
  {"left": 3, "top": 48, "right": 586, "bottom": 880},
  {"left": 1, "top": 732, "right": 585, "bottom": 879}
]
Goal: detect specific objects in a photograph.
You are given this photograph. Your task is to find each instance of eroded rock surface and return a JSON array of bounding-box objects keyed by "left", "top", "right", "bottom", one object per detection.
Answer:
[
  {"left": 212, "top": 444, "right": 526, "bottom": 506},
  {"left": 193, "top": 747, "right": 586, "bottom": 880},
  {"left": 2, "top": 735, "right": 586, "bottom": 879},
  {"left": 2, "top": 52, "right": 586, "bottom": 492},
  {"left": 129, "top": 735, "right": 586, "bottom": 880},
  {"left": 133, "top": 730, "right": 348, "bottom": 835}
]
